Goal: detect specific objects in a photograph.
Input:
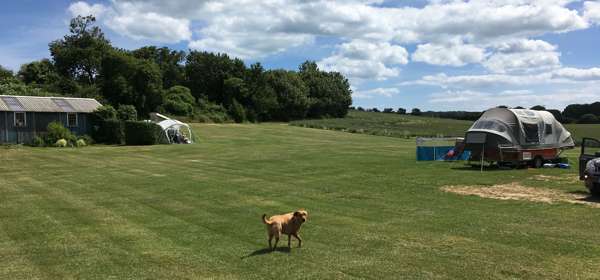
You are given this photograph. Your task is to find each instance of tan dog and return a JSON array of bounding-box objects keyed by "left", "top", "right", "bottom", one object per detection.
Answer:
[{"left": 262, "top": 209, "right": 308, "bottom": 250}]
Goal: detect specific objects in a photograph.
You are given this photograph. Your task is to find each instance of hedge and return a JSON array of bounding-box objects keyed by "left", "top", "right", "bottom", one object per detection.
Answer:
[
  {"left": 92, "top": 119, "right": 124, "bottom": 144},
  {"left": 124, "top": 121, "right": 164, "bottom": 145}
]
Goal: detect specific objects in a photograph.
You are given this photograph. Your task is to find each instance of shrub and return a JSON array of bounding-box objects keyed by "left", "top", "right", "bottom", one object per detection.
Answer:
[
  {"left": 46, "top": 121, "right": 75, "bottom": 145},
  {"left": 55, "top": 139, "right": 68, "bottom": 147},
  {"left": 117, "top": 105, "right": 137, "bottom": 121},
  {"left": 124, "top": 121, "right": 163, "bottom": 145},
  {"left": 79, "top": 134, "right": 94, "bottom": 145},
  {"left": 229, "top": 99, "right": 246, "bottom": 123},
  {"left": 92, "top": 105, "right": 118, "bottom": 121},
  {"left": 92, "top": 119, "right": 124, "bottom": 144},
  {"left": 31, "top": 136, "right": 45, "bottom": 147},
  {"left": 76, "top": 139, "right": 86, "bottom": 147}
]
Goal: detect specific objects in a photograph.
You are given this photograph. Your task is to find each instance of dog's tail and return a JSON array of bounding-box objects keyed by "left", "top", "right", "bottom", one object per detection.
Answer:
[{"left": 262, "top": 214, "right": 272, "bottom": 225}]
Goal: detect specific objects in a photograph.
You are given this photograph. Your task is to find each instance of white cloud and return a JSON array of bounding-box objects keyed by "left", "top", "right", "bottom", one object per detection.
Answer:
[
  {"left": 318, "top": 40, "right": 408, "bottom": 81},
  {"left": 584, "top": 1, "right": 600, "bottom": 24},
  {"left": 552, "top": 67, "right": 600, "bottom": 81},
  {"left": 483, "top": 39, "right": 561, "bottom": 73},
  {"left": 68, "top": 1, "right": 107, "bottom": 18},
  {"left": 428, "top": 88, "right": 600, "bottom": 111},
  {"left": 69, "top": 1, "right": 192, "bottom": 43},
  {"left": 412, "top": 42, "right": 486, "bottom": 66},
  {"left": 353, "top": 87, "right": 400, "bottom": 99}
]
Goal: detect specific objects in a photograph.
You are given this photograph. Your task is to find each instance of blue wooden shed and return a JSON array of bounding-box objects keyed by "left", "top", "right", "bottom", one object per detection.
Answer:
[{"left": 0, "top": 95, "right": 102, "bottom": 144}]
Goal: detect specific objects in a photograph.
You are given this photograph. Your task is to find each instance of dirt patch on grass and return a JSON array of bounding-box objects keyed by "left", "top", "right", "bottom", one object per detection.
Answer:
[
  {"left": 442, "top": 183, "right": 600, "bottom": 208},
  {"left": 532, "top": 174, "right": 580, "bottom": 183}
]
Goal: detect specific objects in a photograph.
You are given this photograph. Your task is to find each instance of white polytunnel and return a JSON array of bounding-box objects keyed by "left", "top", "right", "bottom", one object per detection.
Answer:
[{"left": 150, "top": 113, "right": 193, "bottom": 144}]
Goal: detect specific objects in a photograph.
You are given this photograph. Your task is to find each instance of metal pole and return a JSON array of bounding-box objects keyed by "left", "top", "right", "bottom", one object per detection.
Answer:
[{"left": 481, "top": 143, "right": 485, "bottom": 172}]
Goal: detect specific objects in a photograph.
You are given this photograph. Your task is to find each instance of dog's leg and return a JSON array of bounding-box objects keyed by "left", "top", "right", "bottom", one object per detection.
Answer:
[
  {"left": 293, "top": 233, "right": 302, "bottom": 247},
  {"left": 273, "top": 231, "right": 280, "bottom": 250},
  {"left": 268, "top": 234, "right": 273, "bottom": 250},
  {"left": 287, "top": 234, "right": 291, "bottom": 248}
]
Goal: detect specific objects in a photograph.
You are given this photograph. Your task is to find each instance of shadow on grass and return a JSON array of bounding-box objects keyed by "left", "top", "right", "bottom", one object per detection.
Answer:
[
  {"left": 450, "top": 165, "right": 509, "bottom": 172},
  {"left": 241, "top": 247, "right": 291, "bottom": 259},
  {"left": 567, "top": 190, "right": 600, "bottom": 204}
]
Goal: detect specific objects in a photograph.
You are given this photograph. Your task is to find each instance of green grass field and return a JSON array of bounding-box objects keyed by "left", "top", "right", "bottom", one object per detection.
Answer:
[
  {"left": 291, "top": 110, "right": 600, "bottom": 143},
  {"left": 2, "top": 123, "right": 600, "bottom": 279}
]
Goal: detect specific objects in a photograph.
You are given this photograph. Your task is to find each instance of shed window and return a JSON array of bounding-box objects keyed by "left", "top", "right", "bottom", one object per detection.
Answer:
[
  {"left": 545, "top": 124, "right": 552, "bottom": 135},
  {"left": 14, "top": 112, "right": 26, "bottom": 127},
  {"left": 67, "top": 113, "right": 78, "bottom": 127}
]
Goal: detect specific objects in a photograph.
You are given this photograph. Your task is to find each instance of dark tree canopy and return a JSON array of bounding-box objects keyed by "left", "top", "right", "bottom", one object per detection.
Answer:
[{"left": 49, "top": 16, "right": 111, "bottom": 85}]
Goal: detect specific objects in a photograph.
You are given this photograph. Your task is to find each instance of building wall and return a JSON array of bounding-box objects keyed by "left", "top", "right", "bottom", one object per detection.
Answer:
[{"left": 0, "top": 112, "right": 93, "bottom": 144}]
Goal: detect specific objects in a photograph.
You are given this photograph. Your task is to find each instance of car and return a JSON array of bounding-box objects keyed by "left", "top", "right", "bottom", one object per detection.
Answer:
[{"left": 579, "top": 138, "right": 600, "bottom": 195}]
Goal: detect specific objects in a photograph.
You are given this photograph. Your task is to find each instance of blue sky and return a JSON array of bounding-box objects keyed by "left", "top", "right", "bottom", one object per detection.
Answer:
[{"left": 2, "top": 0, "right": 600, "bottom": 111}]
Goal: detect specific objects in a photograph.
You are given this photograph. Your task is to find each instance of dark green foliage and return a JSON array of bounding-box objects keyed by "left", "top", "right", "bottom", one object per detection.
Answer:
[
  {"left": 92, "top": 105, "right": 118, "bottom": 121},
  {"left": 0, "top": 82, "right": 61, "bottom": 97},
  {"left": 383, "top": 108, "right": 394, "bottom": 113},
  {"left": 397, "top": 108, "right": 407, "bottom": 114},
  {"left": 161, "top": 86, "right": 194, "bottom": 116},
  {"left": 31, "top": 136, "right": 46, "bottom": 147},
  {"left": 185, "top": 51, "right": 246, "bottom": 103},
  {"left": 99, "top": 50, "right": 163, "bottom": 116},
  {"left": 46, "top": 121, "right": 76, "bottom": 145},
  {"left": 299, "top": 61, "right": 352, "bottom": 118},
  {"left": 132, "top": 46, "right": 185, "bottom": 88},
  {"left": 124, "top": 121, "right": 163, "bottom": 145},
  {"left": 49, "top": 16, "right": 111, "bottom": 84},
  {"left": 578, "top": 113, "right": 599, "bottom": 124},
  {"left": 93, "top": 119, "right": 124, "bottom": 144},
  {"left": 0, "top": 65, "right": 15, "bottom": 83},
  {"left": 264, "top": 70, "right": 311, "bottom": 121},
  {"left": 411, "top": 108, "right": 422, "bottom": 115},
  {"left": 18, "top": 59, "right": 60, "bottom": 86},
  {"left": 229, "top": 99, "right": 246, "bottom": 123},
  {"left": 530, "top": 105, "right": 546, "bottom": 111},
  {"left": 117, "top": 105, "right": 137, "bottom": 121},
  {"left": 563, "top": 102, "right": 600, "bottom": 123}
]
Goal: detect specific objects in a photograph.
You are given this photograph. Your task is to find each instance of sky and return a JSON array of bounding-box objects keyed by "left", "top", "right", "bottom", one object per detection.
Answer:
[{"left": 2, "top": 0, "right": 600, "bottom": 111}]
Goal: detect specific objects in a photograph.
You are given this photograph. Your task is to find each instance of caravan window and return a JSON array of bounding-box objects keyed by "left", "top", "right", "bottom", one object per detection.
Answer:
[
  {"left": 523, "top": 123, "right": 539, "bottom": 143},
  {"left": 472, "top": 120, "right": 507, "bottom": 133},
  {"left": 545, "top": 124, "right": 552, "bottom": 135}
]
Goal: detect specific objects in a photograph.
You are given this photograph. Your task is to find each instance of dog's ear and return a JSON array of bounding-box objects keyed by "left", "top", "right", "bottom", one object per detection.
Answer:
[{"left": 293, "top": 211, "right": 300, "bottom": 217}]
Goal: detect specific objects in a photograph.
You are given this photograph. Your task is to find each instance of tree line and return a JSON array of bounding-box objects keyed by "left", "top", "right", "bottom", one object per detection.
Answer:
[
  {"left": 0, "top": 16, "right": 352, "bottom": 122},
  {"left": 352, "top": 104, "right": 600, "bottom": 124}
]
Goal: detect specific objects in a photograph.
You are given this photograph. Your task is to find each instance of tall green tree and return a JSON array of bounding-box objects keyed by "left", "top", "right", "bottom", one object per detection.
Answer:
[
  {"left": 0, "top": 65, "right": 15, "bottom": 83},
  {"left": 99, "top": 50, "right": 163, "bottom": 116},
  {"left": 132, "top": 46, "right": 185, "bottom": 89},
  {"left": 299, "top": 61, "right": 352, "bottom": 118},
  {"left": 49, "top": 15, "right": 111, "bottom": 85},
  {"left": 18, "top": 59, "right": 60, "bottom": 85},
  {"left": 264, "top": 70, "right": 311, "bottom": 121},
  {"left": 185, "top": 51, "right": 246, "bottom": 103}
]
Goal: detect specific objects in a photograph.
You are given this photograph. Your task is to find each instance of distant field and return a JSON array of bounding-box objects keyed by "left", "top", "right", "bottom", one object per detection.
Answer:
[
  {"left": 2, "top": 123, "right": 600, "bottom": 279},
  {"left": 291, "top": 110, "right": 600, "bottom": 143},
  {"left": 291, "top": 110, "right": 472, "bottom": 138}
]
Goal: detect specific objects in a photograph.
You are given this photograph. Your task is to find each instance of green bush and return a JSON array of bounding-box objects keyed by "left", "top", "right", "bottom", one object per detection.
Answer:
[
  {"left": 31, "top": 136, "right": 45, "bottom": 147},
  {"left": 79, "top": 134, "right": 94, "bottom": 145},
  {"left": 76, "top": 139, "right": 87, "bottom": 147},
  {"left": 124, "top": 121, "right": 163, "bottom": 145},
  {"left": 92, "top": 119, "right": 124, "bottom": 144},
  {"left": 117, "top": 104, "right": 137, "bottom": 121},
  {"left": 229, "top": 99, "right": 246, "bottom": 123},
  {"left": 92, "top": 105, "right": 118, "bottom": 121},
  {"left": 46, "top": 121, "right": 75, "bottom": 145}
]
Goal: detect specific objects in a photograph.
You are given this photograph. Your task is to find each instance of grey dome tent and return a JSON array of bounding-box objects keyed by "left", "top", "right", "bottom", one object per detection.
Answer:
[{"left": 463, "top": 108, "right": 574, "bottom": 167}]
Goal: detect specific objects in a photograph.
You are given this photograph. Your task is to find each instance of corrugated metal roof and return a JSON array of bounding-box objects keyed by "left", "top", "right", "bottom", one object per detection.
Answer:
[{"left": 0, "top": 95, "right": 102, "bottom": 113}]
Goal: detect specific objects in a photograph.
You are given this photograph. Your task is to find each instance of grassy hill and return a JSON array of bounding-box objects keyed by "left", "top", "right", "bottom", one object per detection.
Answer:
[
  {"left": 291, "top": 110, "right": 600, "bottom": 143},
  {"left": 1, "top": 124, "right": 600, "bottom": 279}
]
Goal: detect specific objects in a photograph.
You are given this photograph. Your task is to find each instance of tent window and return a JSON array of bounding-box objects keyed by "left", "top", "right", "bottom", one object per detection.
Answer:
[
  {"left": 472, "top": 120, "right": 506, "bottom": 133},
  {"left": 545, "top": 124, "right": 552, "bottom": 135},
  {"left": 523, "top": 123, "right": 539, "bottom": 143}
]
